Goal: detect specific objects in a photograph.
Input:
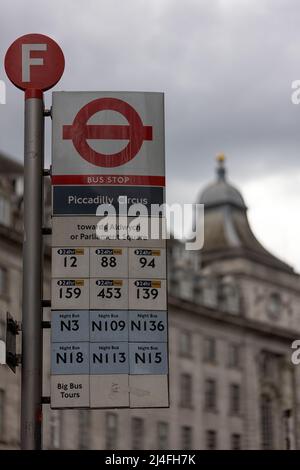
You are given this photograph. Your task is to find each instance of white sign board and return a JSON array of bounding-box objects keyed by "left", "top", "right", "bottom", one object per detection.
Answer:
[{"left": 51, "top": 91, "right": 169, "bottom": 409}]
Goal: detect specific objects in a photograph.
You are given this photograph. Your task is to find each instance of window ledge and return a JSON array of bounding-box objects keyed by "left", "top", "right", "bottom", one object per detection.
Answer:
[
  {"left": 204, "top": 407, "right": 218, "bottom": 414},
  {"left": 179, "top": 404, "right": 194, "bottom": 410}
]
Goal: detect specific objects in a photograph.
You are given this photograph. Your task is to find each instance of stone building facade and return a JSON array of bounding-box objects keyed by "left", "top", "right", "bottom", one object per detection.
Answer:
[{"left": 0, "top": 152, "right": 300, "bottom": 450}]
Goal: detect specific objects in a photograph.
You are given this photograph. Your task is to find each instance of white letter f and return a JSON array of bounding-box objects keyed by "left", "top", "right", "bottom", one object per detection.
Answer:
[{"left": 22, "top": 43, "right": 47, "bottom": 82}]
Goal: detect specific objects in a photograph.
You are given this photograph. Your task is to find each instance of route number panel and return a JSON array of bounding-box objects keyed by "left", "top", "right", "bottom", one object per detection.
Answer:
[
  {"left": 52, "top": 279, "right": 89, "bottom": 310},
  {"left": 90, "top": 248, "right": 128, "bottom": 278},
  {"left": 90, "top": 279, "right": 128, "bottom": 310},
  {"left": 129, "top": 311, "right": 167, "bottom": 342},
  {"left": 90, "top": 342, "right": 129, "bottom": 374},
  {"left": 90, "top": 310, "right": 128, "bottom": 342},
  {"left": 129, "top": 248, "right": 166, "bottom": 278},
  {"left": 52, "top": 310, "right": 89, "bottom": 342},
  {"left": 51, "top": 342, "right": 89, "bottom": 375},
  {"left": 52, "top": 248, "right": 89, "bottom": 278},
  {"left": 129, "top": 279, "right": 167, "bottom": 310}
]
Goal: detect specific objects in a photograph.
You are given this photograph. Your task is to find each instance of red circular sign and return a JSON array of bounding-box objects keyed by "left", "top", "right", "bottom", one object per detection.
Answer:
[
  {"left": 4, "top": 33, "right": 64, "bottom": 91},
  {"left": 63, "top": 97, "right": 153, "bottom": 168}
]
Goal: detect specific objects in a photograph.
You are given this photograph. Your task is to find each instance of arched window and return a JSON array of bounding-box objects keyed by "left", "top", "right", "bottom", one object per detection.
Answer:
[
  {"left": 219, "top": 276, "right": 240, "bottom": 313},
  {"left": 261, "top": 394, "right": 274, "bottom": 449},
  {"left": 267, "top": 292, "right": 281, "bottom": 320},
  {"left": 197, "top": 276, "right": 218, "bottom": 307}
]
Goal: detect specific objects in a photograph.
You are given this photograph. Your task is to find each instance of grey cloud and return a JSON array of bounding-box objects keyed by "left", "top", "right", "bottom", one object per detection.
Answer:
[{"left": 1, "top": 0, "right": 300, "bottom": 201}]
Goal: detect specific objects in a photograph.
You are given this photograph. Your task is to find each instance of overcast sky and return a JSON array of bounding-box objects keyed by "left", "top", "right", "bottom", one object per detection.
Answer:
[{"left": 1, "top": 0, "right": 300, "bottom": 270}]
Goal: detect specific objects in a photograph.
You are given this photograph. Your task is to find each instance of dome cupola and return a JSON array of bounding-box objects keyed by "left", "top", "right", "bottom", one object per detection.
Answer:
[
  {"left": 197, "top": 154, "right": 293, "bottom": 273},
  {"left": 199, "top": 154, "right": 246, "bottom": 210}
]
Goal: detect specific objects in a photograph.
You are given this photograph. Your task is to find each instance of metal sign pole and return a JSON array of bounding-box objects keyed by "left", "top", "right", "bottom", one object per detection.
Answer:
[
  {"left": 20, "top": 91, "right": 44, "bottom": 450},
  {"left": 4, "top": 33, "right": 65, "bottom": 450}
]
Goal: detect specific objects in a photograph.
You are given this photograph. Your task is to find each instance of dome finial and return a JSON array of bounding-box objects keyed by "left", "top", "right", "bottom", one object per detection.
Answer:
[{"left": 216, "top": 153, "right": 226, "bottom": 181}]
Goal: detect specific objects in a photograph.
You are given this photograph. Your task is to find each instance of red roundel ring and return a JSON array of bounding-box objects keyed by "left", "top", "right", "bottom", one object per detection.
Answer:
[
  {"left": 63, "top": 97, "right": 152, "bottom": 168},
  {"left": 5, "top": 33, "right": 65, "bottom": 92}
]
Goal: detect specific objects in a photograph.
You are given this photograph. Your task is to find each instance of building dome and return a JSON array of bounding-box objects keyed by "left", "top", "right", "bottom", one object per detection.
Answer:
[
  {"left": 199, "top": 155, "right": 246, "bottom": 209},
  {"left": 198, "top": 155, "right": 293, "bottom": 273}
]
